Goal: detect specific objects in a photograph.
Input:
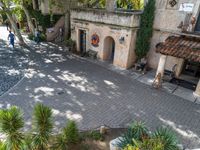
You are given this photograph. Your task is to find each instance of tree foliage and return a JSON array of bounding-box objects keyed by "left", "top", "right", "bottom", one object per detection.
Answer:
[
  {"left": 32, "top": 103, "right": 53, "bottom": 150},
  {"left": 79, "top": 0, "right": 144, "bottom": 9},
  {"left": 135, "top": 0, "right": 155, "bottom": 60},
  {"left": 0, "top": 107, "right": 24, "bottom": 150},
  {"left": 0, "top": 0, "right": 25, "bottom": 44},
  {"left": 117, "top": 0, "right": 144, "bottom": 10}
]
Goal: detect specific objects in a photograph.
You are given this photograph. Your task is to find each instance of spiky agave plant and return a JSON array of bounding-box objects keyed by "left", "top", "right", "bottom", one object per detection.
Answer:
[
  {"left": 131, "top": 121, "right": 149, "bottom": 140},
  {"left": 117, "top": 121, "right": 149, "bottom": 149},
  {"left": 153, "top": 127, "right": 180, "bottom": 150},
  {"left": 53, "top": 120, "right": 79, "bottom": 150},
  {"left": 32, "top": 103, "right": 53, "bottom": 150},
  {"left": 0, "top": 106, "right": 24, "bottom": 150}
]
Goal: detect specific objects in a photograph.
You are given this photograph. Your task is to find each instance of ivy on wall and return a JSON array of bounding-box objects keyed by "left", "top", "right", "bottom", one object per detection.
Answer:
[
  {"left": 29, "top": 8, "right": 62, "bottom": 30},
  {"left": 135, "top": 0, "right": 156, "bottom": 60}
]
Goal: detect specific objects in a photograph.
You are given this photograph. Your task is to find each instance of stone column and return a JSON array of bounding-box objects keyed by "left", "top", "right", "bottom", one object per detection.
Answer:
[
  {"left": 175, "top": 58, "right": 185, "bottom": 77},
  {"left": 106, "top": 0, "right": 116, "bottom": 11},
  {"left": 156, "top": 54, "right": 167, "bottom": 77},
  {"left": 194, "top": 80, "right": 200, "bottom": 96}
]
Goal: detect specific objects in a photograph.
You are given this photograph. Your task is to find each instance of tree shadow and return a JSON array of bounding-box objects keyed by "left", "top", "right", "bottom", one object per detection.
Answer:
[{"left": 0, "top": 39, "right": 199, "bottom": 148}]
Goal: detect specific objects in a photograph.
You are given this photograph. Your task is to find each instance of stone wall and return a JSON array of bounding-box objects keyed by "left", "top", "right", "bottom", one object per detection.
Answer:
[
  {"left": 71, "top": 9, "right": 141, "bottom": 28},
  {"left": 148, "top": 0, "right": 200, "bottom": 69}
]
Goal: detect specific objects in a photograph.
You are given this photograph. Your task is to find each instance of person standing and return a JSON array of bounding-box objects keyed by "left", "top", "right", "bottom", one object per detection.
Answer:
[
  {"left": 34, "top": 29, "right": 40, "bottom": 44},
  {"left": 5, "top": 20, "right": 10, "bottom": 31},
  {"left": 8, "top": 31, "right": 15, "bottom": 48}
]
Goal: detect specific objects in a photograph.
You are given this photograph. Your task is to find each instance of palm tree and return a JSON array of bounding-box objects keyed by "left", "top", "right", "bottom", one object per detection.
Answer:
[
  {"left": 32, "top": 103, "right": 53, "bottom": 150},
  {"left": 0, "top": 106, "right": 24, "bottom": 150}
]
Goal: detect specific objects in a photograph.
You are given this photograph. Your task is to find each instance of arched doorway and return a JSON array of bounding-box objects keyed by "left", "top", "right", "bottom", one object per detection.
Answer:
[{"left": 103, "top": 36, "right": 115, "bottom": 62}]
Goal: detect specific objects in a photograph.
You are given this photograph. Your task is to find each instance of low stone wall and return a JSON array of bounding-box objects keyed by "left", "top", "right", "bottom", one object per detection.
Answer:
[{"left": 71, "top": 8, "right": 141, "bottom": 28}]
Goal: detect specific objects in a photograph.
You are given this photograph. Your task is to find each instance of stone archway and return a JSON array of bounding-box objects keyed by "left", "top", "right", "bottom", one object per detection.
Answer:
[{"left": 103, "top": 36, "right": 115, "bottom": 62}]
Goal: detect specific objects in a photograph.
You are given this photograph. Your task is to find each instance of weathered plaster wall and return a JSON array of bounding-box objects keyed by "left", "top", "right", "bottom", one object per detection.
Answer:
[
  {"left": 71, "top": 9, "right": 141, "bottom": 28},
  {"left": 148, "top": 0, "right": 200, "bottom": 69},
  {"left": 71, "top": 9, "right": 140, "bottom": 68}
]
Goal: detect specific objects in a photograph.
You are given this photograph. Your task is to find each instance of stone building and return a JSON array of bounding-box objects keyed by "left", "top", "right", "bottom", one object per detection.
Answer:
[
  {"left": 148, "top": 0, "right": 200, "bottom": 96},
  {"left": 70, "top": 1, "right": 142, "bottom": 69}
]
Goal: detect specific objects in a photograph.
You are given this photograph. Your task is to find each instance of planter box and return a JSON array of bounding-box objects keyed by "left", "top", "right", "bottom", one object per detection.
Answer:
[{"left": 109, "top": 137, "right": 122, "bottom": 150}]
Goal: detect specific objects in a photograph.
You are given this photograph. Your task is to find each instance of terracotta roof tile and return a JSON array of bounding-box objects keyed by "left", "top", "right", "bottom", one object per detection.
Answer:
[{"left": 156, "top": 36, "right": 200, "bottom": 62}]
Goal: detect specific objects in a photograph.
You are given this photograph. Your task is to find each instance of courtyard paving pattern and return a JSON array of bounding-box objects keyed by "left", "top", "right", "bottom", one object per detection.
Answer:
[
  {"left": 0, "top": 27, "right": 199, "bottom": 148},
  {"left": 0, "top": 40, "right": 28, "bottom": 95}
]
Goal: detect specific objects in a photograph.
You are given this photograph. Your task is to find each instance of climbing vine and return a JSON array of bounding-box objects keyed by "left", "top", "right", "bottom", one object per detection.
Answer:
[{"left": 135, "top": 0, "right": 156, "bottom": 60}]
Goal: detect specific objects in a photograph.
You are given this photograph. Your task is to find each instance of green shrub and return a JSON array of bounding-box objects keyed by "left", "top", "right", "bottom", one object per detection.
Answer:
[
  {"left": 40, "top": 33, "right": 46, "bottom": 42},
  {"left": 0, "top": 141, "right": 6, "bottom": 150},
  {"left": 131, "top": 122, "right": 149, "bottom": 140},
  {"left": 118, "top": 122, "right": 149, "bottom": 149},
  {"left": 32, "top": 103, "right": 53, "bottom": 150},
  {"left": 28, "top": 33, "right": 46, "bottom": 42},
  {"left": 53, "top": 120, "right": 79, "bottom": 150},
  {"left": 29, "top": 8, "right": 63, "bottom": 30},
  {"left": 135, "top": 0, "right": 156, "bottom": 60},
  {"left": 118, "top": 122, "right": 179, "bottom": 150},
  {"left": 153, "top": 127, "right": 180, "bottom": 150},
  {"left": 81, "top": 130, "right": 103, "bottom": 141},
  {"left": 141, "top": 138, "right": 164, "bottom": 150},
  {"left": 118, "top": 128, "right": 138, "bottom": 149},
  {"left": 63, "top": 120, "right": 79, "bottom": 144},
  {"left": 53, "top": 134, "right": 68, "bottom": 150},
  {"left": 28, "top": 33, "right": 34, "bottom": 41},
  {"left": 0, "top": 107, "right": 25, "bottom": 150},
  {"left": 65, "top": 38, "right": 76, "bottom": 47}
]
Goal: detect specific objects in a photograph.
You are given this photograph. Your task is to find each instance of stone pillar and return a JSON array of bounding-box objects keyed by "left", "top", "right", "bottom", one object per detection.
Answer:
[
  {"left": 156, "top": 55, "right": 167, "bottom": 77},
  {"left": 106, "top": 0, "right": 116, "bottom": 11},
  {"left": 175, "top": 58, "right": 185, "bottom": 77},
  {"left": 194, "top": 80, "right": 200, "bottom": 96}
]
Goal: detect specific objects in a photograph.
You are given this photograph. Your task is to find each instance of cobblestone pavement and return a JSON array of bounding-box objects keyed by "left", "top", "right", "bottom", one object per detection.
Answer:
[
  {"left": 0, "top": 28, "right": 199, "bottom": 148},
  {"left": 0, "top": 40, "right": 28, "bottom": 95}
]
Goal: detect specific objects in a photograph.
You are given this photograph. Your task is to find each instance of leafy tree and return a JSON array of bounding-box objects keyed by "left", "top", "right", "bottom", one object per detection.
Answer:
[
  {"left": 32, "top": 103, "right": 53, "bottom": 150},
  {"left": 13, "top": 0, "right": 36, "bottom": 34},
  {"left": 135, "top": 0, "right": 155, "bottom": 60},
  {"left": 114, "top": 0, "right": 144, "bottom": 10},
  {"left": 0, "top": 107, "right": 24, "bottom": 150},
  {"left": 78, "top": 0, "right": 105, "bottom": 8},
  {"left": 0, "top": 0, "right": 25, "bottom": 45}
]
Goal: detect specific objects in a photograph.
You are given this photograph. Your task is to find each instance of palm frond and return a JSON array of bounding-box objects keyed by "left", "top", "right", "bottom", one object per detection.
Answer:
[
  {"left": 32, "top": 103, "right": 53, "bottom": 150},
  {"left": 0, "top": 106, "right": 24, "bottom": 150}
]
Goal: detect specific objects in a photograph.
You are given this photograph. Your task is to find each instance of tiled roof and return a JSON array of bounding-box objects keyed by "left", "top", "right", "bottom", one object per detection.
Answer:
[{"left": 156, "top": 36, "right": 200, "bottom": 62}]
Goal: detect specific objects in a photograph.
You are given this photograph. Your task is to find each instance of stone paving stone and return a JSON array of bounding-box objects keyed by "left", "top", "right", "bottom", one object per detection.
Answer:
[
  {"left": 173, "top": 86, "right": 197, "bottom": 102},
  {"left": 162, "top": 82, "right": 178, "bottom": 93},
  {"left": 136, "top": 74, "right": 154, "bottom": 86}
]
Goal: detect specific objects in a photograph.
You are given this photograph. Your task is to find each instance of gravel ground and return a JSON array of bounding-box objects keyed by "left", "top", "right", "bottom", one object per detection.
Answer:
[{"left": 0, "top": 40, "right": 29, "bottom": 95}]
